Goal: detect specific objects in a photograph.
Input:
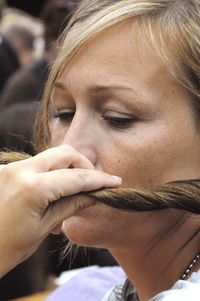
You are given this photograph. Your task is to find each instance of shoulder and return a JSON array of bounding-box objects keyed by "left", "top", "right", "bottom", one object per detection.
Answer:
[{"left": 150, "top": 270, "right": 200, "bottom": 301}]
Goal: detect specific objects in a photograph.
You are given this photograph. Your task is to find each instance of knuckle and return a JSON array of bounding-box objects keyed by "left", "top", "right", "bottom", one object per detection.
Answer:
[
  {"left": 0, "top": 164, "right": 42, "bottom": 205},
  {"left": 76, "top": 170, "right": 89, "bottom": 190},
  {"left": 60, "top": 144, "right": 75, "bottom": 154},
  {"left": 17, "top": 173, "right": 36, "bottom": 191},
  {"left": 1, "top": 163, "right": 19, "bottom": 180}
]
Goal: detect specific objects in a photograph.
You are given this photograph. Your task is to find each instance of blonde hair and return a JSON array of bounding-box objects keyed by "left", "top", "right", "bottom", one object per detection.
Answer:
[
  {"left": 36, "top": 0, "right": 200, "bottom": 149},
  {"left": 1, "top": 0, "right": 200, "bottom": 214}
]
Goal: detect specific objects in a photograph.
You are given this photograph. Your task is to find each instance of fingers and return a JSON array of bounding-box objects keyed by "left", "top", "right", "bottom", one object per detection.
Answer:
[
  {"left": 0, "top": 164, "right": 5, "bottom": 170},
  {"left": 40, "top": 168, "right": 122, "bottom": 234},
  {"left": 44, "top": 196, "right": 95, "bottom": 233},
  {"left": 1, "top": 146, "right": 122, "bottom": 239},
  {"left": 39, "top": 168, "right": 122, "bottom": 203},
  {"left": 13, "top": 145, "right": 94, "bottom": 172}
]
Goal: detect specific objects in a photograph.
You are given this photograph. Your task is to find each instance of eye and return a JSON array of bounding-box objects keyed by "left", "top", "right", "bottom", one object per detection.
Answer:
[
  {"left": 53, "top": 109, "right": 75, "bottom": 121},
  {"left": 103, "top": 114, "right": 136, "bottom": 129}
]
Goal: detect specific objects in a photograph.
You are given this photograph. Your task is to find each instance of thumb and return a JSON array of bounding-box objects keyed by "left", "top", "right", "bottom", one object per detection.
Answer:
[{"left": 41, "top": 195, "right": 95, "bottom": 234}]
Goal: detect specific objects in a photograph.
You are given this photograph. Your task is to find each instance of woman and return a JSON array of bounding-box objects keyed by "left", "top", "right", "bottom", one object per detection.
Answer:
[
  {"left": 0, "top": 0, "right": 200, "bottom": 300},
  {"left": 40, "top": 0, "right": 200, "bottom": 299}
]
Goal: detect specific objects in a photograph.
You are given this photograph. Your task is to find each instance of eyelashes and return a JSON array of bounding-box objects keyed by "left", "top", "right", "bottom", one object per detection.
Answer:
[
  {"left": 102, "top": 115, "right": 136, "bottom": 129},
  {"left": 53, "top": 110, "right": 136, "bottom": 129},
  {"left": 53, "top": 110, "right": 75, "bottom": 121}
]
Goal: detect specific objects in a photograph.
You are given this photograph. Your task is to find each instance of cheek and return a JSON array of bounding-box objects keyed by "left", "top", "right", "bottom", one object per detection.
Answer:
[
  {"left": 101, "top": 130, "right": 195, "bottom": 189},
  {"left": 50, "top": 122, "right": 66, "bottom": 146},
  {"left": 102, "top": 144, "right": 165, "bottom": 189}
]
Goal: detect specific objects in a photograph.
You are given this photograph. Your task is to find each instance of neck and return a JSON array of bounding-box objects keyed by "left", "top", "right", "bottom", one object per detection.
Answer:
[{"left": 110, "top": 211, "right": 200, "bottom": 301}]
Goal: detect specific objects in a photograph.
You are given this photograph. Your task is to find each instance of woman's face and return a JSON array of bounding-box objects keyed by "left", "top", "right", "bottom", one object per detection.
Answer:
[{"left": 50, "top": 20, "right": 200, "bottom": 248}]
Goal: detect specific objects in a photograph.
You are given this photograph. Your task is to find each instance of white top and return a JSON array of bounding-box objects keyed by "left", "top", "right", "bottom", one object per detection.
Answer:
[
  {"left": 101, "top": 269, "right": 200, "bottom": 301},
  {"left": 150, "top": 269, "right": 200, "bottom": 301}
]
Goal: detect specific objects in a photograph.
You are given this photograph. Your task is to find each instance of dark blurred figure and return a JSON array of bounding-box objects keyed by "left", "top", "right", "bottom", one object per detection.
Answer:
[
  {"left": 6, "top": 0, "right": 46, "bottom": 17},
  {"left": 0, "top": 57, "right": 47, "bottom": 109},
  {"left": 0, "top": 35, "right": 20, "bottom": 93},
  {"left": 41, "top": 0, "right": 78, "bottom": 62},
  {"left": 0, "top": 243, "right": 49, "bottom": 300},
  {"left": 0, "top": 7, "right": 44, "bottom": 65},
  {"left": 3, "top": 24, "right": 38, "bottom": 66},
  {"left": 0, "top": 0, "right": 78, "bottom": 110},
  {"left": 0, "top": 1, "right": 21, "bottom": 94},
  {"left": 0, "top": 102, "right": 38, "bottom": 154}
]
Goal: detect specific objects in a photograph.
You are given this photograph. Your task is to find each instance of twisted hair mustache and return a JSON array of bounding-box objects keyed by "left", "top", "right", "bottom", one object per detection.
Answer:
[
  {"left": 0, "top": 151, "right": 200, "bottom": 214},
  {"left": 88, "top": 180, "right": 200, "bottom": 214}
]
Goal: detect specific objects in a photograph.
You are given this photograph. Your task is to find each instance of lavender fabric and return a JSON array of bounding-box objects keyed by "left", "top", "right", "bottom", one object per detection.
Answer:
[{"left": 45, "top": 266, "right": 126, "bottom": 301}]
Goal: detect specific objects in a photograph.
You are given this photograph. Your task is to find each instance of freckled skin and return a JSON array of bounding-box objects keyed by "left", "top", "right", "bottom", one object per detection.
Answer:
[{"left": 50, "top": 20, "right": 200, "bottom": 248}]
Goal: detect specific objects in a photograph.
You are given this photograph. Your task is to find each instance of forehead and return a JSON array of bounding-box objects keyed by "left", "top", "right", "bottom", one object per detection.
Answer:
[{"left": 58, "top": 19, "right": 176, "bottom": 96}]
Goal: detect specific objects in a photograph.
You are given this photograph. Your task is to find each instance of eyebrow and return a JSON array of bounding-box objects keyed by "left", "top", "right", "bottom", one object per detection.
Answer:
[
  {"left": 53, "top": 81, "right": 138, "bottom": 96},
  {"left": 52, "top": 81, "right": 152, "bottom": 115}
]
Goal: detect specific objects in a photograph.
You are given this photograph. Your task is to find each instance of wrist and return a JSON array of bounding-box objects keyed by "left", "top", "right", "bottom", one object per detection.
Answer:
[{"left": 0, "top": 247, "right": 23, "bottom": 278}]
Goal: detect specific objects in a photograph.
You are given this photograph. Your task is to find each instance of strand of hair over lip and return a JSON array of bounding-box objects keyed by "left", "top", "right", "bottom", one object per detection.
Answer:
[
  {"left": 87, "top": 180, "right": 200, "bottom": 214},
  {"left": 0, "top": 151, "right": 200, "bottom": 214}
]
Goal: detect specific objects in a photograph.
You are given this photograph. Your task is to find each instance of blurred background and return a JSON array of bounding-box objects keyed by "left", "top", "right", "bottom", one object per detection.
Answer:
[
  {"left": 0, "top": 1, "right": 118, "bottom": 300},
  {"left": 6, "top": 0, "right": 47, "bottom": 17}
]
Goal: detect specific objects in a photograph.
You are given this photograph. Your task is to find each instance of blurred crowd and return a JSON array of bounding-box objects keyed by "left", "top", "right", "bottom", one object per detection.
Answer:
[
  {"left": 0, "top": 0, "right": 77, "bottom": 155},
  {"left": 0, "top": 0, "right": 117, "bottom": 300}
]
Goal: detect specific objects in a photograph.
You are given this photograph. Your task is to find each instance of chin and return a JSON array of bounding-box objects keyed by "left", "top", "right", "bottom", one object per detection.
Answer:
[
  {"left": 62, "top": 202, "right": 119, "bottom": 248},
  {"left": 62, "top": 209, "right": 104, "bottom": 247}
]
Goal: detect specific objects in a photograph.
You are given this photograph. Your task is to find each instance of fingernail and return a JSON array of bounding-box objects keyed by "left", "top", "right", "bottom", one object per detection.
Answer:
[{"left": 111, "top": 176, "right": 122, "bottom": 184}]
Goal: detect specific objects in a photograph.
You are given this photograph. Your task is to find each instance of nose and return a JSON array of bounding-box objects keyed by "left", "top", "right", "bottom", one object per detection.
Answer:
[{"left": 60, "top": 112, "right": 98, "bottom": 166}]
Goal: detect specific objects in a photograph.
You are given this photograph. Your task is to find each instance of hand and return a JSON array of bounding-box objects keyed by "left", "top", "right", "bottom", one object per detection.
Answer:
[{"left": 0, "top": 145, "right": 121, "bottom": 277}]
